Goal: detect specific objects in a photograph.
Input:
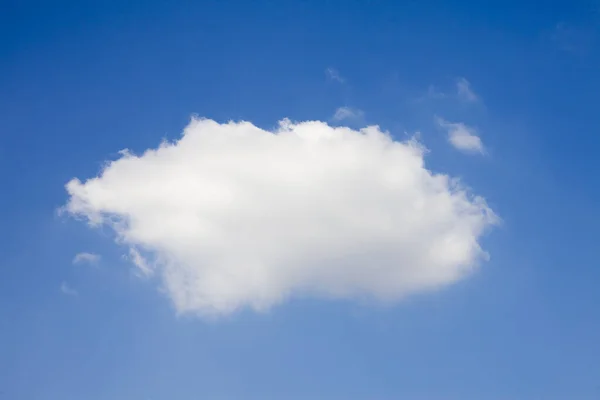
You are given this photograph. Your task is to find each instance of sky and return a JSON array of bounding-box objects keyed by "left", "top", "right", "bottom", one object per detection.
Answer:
[{"left": 1, "top": 0, "right": 600, "bottom": 399}]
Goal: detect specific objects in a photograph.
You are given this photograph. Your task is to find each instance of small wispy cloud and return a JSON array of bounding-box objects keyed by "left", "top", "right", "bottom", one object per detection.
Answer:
[
  {"left": 125, "top": 248, "right": 153, "bottom": 277},
  {"left": 552, "top": 22, "right": 595, "bottom": 56},
  {"left": 415, "top": 85, "right": 447, "bottom": 103},
  {"left": 456, "top": 77, "right": 479, "bottom": 103},
  {"left": 418, "top": 79, "right": 479, "bottom": 103},
  {"left": 325, "top": 67, "right": 345, "bottom": 83},
  {"left": 73, "top": 252, "right": 101, "bottom": 265},
  {"left": 60, "top": 282, "right": 78, "bottom": 296},
  {"left": 332, "top": 106, "right": 364, "bottom": 122},
  {"left": 436, "top": 117, "right": 485, "bottom": 154},
  {"left": 426, "top": 84, "right": 447, "bottom": 100}
]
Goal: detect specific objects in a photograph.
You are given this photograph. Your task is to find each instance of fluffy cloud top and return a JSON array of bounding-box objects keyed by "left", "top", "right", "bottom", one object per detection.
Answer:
[
  {"left": 437, "top": 118, "right": 485, "bottom": 154},
  {"left": 64, "top": 118, "right": 496, "bottom": 316}
]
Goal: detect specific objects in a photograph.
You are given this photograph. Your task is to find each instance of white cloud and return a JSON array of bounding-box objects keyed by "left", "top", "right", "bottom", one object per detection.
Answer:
[
  {"left": 63, "top": 117, "right": 497, "bottom": 316},
  {"left": 325, "top": 67, "right": 345, "bottom": 83},
  {"left": 436, "top": 117, "right": 485, "bottom": 154},
  {"left": 425, "top": 84, "right": 447, "bottom": 100},
  {"left": 332, "top": 107, "right": 364, "bottom": 122},
  {"left": 73, "top": 252, "right": 101, "bottom": 265},
  {"left": 456, "top": 77, "right": 479, "bottom": 103},
  {"left": 126, "top": 248, "right": 153, "bottom": 277},
  {"left": 60, "top": 282, "right": 78, "bottom": 296}
]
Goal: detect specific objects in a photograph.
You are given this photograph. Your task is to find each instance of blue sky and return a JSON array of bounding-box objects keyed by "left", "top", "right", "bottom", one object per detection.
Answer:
[{"left": 2, "top": 0, "right": 600, "bottom": 399}]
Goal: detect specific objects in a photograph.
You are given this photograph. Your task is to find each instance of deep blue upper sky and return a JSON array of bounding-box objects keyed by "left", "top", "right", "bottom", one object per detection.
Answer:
[{"left": 2, "top": 1, "right": 600, "bottom": 399}]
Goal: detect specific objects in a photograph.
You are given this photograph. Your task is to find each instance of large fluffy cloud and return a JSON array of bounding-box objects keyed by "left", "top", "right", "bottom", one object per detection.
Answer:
[{"left": 64, "top": 118, "right": 497, "bottom": 316}]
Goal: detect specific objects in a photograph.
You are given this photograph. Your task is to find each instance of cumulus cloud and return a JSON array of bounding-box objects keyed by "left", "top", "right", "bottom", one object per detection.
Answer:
[
  {"left": 63, "top": 118, "right": 497, "bottom": 316},
  {"left": 436, "top": 117, "right": 485, "bottom": 154},
  {"left": 60, "top": 282, "right": 78, "bottom": 296},
  {"left": 332, "top": 107, "right": 364, "bottom": 122},
  {"left": 325, "top": 67, "right": 345, "bottom": 83},
  {"left": 456, "top": 77, "right": 479, "bottom": 103},
  {"left": 73, "top": 252, "right": 101, "bottom": 265}
]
